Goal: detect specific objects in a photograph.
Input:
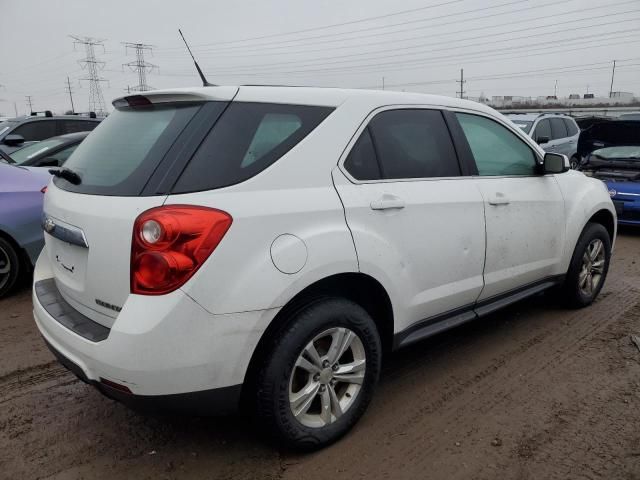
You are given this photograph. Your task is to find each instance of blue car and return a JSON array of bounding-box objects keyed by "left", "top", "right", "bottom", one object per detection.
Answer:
[
  {"left": 578, "top": 121, "right": 640, "bottom": 226},
  {"left": 0, "top": 163, "right": 51, "bottom": 297}
]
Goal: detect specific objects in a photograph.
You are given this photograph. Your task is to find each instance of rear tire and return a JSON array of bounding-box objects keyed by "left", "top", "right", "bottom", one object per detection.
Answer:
[
  {"left": 562, "top": 222, "right": 611, "bottom": 308},
  {"left": 0, "top": 237, "right": 20, "bottom": 299},
  {"left": 255, "top": 297, "right": 381, "bottom": 451}
]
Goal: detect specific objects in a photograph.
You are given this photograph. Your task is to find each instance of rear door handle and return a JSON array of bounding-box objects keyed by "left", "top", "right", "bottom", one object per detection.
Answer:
[
  {"left": 488, "top": 193, "right": 510, "bottom": 206},
  {"left": 370, "top": 194, "right": 405, "bottom": 210}
]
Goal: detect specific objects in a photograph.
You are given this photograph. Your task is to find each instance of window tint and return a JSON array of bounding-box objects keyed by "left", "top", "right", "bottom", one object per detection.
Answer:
[
  {"left": 13, "top": 120, "right": 57, "bottom": 141},
  {"left": 173, "top": 102, "right": 333, "bottom": 193},
  {"left": 550, "top": 118, "right": 568, "bottom": 140},
  {"left": 49, "top": 143, "right": 79, "bottom": 165},
  {"left": 367, "top": 109, "right": 459, "bottom": 179},
  {"left": 55, "top": 103, "right": 202, "bottom": 195},
  {"left": 344, "top": 128, "right": 381, "bottom": 180},
  {"left": 534, "top": 119, "right": 551, "bottom": 142},
  {"left": 563, "top": 118, "right": 579, "bottom": 136},
  {"left": 61, "top": 120, "right": 99, "bottom": 134},
  {"left": 10, "top": 138, "right": 66, "bottom": 165},
  {"left": 456, "top": 113, "right": 537, "bottom": 176}
]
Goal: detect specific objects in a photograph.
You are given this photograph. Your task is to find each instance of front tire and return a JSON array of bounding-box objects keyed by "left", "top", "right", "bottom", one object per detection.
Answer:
[
  {"left": 0, "top": 237, "right": 20, "bottom": 299},
  {"left": 562, "top": 222, "right": 611, "bottom": 308},
  {"left": 255, "top": 298, "right": 381, "bottom": 451}
]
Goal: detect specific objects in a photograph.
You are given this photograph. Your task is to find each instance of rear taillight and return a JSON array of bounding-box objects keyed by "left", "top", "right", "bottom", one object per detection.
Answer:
[
  {"left": 41, "top": 186, "right": 47, "bottom": 194},
  {"left": 131, "top": 205, "right": 232, "bottom": 295}
]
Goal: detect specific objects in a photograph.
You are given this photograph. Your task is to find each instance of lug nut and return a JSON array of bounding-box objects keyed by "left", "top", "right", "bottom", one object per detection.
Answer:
[
  {"left": 313, "top": 373, "right": 320, "bottom": 381},
  {"left": 332, "top": 364, "right": 339, "bottom": 371},
  {"left": 319, "top": 385, "right": 326, "bottom": 392},
  {"left": 322, "top": 360, "right": 330, "bottom": 368}
]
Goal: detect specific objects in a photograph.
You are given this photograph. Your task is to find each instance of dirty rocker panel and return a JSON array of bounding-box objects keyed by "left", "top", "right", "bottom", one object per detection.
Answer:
[{"left": 393, "top": 275, "right": 564, "bottom": 349}]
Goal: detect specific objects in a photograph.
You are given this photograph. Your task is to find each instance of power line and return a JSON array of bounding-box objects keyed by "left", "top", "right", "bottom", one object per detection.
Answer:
[
  {"left": 70, "top": 35, "right": 108, "bottom": 115},
  {"left": 158, "top": 0, "right": 469, "bottom": 51},
  {"left": 123, "top": 42, "right": 157, "bottom": 92},
  {"left": 203, "top": 12, "right": 640, "bottom": 74}
]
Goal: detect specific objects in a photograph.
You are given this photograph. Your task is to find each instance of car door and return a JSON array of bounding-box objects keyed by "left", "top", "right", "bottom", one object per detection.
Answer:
[
  {"left": 454, "top": 112, "right": 565, "bottom": 300},
  {"left": 333, "top": 107, "right": 486, "bottom": 333}
]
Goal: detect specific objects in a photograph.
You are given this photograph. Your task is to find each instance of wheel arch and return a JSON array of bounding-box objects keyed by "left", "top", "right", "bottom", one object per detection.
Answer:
[
  {"left": 588, "top": 208, "right": 615, "bottom": 242},
  {"left": 240, "top": 272, "right": 394, "bottom": 408}
]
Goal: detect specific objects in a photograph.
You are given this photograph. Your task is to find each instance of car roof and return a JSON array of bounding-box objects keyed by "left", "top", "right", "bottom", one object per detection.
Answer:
[{"left": 113, "top": 85, "right": 499, "bottom": 115}]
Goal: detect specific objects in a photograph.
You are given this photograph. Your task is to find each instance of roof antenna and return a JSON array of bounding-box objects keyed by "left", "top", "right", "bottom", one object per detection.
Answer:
[{"left": 178, "top": 29, "right": 215, "bottom": 87}]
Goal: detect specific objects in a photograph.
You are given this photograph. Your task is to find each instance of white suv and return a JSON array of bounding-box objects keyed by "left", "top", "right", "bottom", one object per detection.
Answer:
[{"left": 33, "top": 86, "right": 616, "bottom": 450}]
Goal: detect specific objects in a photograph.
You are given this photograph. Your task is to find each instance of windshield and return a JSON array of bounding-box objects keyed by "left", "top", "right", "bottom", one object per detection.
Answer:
[
  {"left": 592, "top": 146, "right": 640, "bottom": 160},
  {"left": 508, "top": 119, "right": 533, "bottom": 133},
  {"left": 10, "top": 138, "right": 66, "bottom": 165}
]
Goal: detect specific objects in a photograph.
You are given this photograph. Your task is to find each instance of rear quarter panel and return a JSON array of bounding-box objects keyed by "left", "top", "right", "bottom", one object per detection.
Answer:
[{"left": 0, "top": 191, "right": 45, "bottom": 263}]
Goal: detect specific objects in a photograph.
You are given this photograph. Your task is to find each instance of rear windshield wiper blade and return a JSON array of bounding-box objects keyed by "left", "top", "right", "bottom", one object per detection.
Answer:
[{"left": 50, "top": 167, "right": 82, "bottom": 185}]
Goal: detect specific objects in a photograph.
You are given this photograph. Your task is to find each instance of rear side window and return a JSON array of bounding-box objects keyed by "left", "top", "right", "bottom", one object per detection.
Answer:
[
  {"left": 368, "top": 109, "right": 459, "bottom": 179},
  {"left": 172, "top": 103, "right": 333, "bottom": 193},
  {"left": 550, "top": 118, "right": 568, "bottom": 139},
  {"left": 13, "top": 120, "right": 57, "bottom": 141},
  {"left": 61, "top": 120, "right": 99, "bottom": 134},
  {"left": 54, "top": 103, "right": 202, "bottom": 195},
  {"left": 344, "top": 128, "right": 381, "bottom": 180},
  {"left": 563, "top": 118, "right": 579, "bottom": 136}
]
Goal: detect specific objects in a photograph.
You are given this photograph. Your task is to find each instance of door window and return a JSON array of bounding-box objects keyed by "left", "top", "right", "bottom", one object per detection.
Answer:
[
  {"left": 456, "top": 113, "right": 537, "bottom": 176},
  {"left": 344, "top": 127, "right": 381, "bottom": 180},
  {"left": 550, "top": 118, "right": 568, "bottom": 140},
  {"left": 366, "top": 109, "right": 459, "bottom": 179},
  {"left": 12, "top": 120, "right": 57, "bottom": 141},
  {"left": 533, "top": 119, "right": 551, "bottom": 142},
  {"left": 563, "top": 118, "right": 579, "bottom": 136}
]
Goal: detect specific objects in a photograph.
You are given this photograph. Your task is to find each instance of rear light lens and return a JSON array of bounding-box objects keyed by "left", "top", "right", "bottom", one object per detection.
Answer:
[
  {"left": 131, "top": 205, "right": 232, "bottom": 295},
  {"left": 41, "top": 186, "right": 47, "bottom": 194}
]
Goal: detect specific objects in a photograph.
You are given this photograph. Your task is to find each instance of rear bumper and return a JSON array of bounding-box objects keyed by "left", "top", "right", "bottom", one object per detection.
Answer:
[
  {"left": 43, "top": 338, "right": 242, "bottom": 415},
  {"left": 32, "top": 251, "right": 277, "bottom": 413}
]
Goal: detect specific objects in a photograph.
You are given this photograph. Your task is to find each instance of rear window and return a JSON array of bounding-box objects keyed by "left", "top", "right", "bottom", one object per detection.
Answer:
[
  {"left": 11, "top": 138, "right": 66, "bottom": 165},
  {"left": 54, "top": 103, "right": 201, "bottom": 195},
  {"left": 171, "top": 102, "right": 333, "bottom": 193}
]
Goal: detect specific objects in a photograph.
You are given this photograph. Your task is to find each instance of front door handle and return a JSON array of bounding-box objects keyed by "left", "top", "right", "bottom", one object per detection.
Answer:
[
  {"left": 488, "top": 193, "right": 510, "bottom": 206},
  {"left": 370, "top": 194, "right": 405, "bottom": 210}
]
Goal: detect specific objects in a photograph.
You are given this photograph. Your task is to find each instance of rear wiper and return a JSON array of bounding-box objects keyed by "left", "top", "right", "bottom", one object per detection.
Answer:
[{"left": 50, "top": 167, "right": 82, "bottom": 185}]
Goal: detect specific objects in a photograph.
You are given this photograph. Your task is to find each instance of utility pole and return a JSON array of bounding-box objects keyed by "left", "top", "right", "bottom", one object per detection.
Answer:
[
  {"left": 554, "top": 80, "right": 558, "bottom": 98},
  {"left": 457, "top": 68, "right": 466, "bottom": 99},
  {"left": 123, "top": 42, "right": 157, "bottom": 92},
  {"left": 609, "top": 60, "right": 616, "bottom": 98},
  {"left": 70, "top": 35, "right": 108, "bottom": 115},
  {"left": 65, "top": 76, "right": 76, "bottom": 113},
  {"left": 25, "top": 95, "right": 33, "bottom": 113},
  {"left": 13, "top": 102, "right": 18, "bottom": 117},
  {"left": 382, "top": 76, "right": 385, "bottom": 90}
]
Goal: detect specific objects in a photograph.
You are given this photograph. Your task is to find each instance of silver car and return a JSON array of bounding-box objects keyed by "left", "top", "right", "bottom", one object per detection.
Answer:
[{"left": 506, "top": 113, "right": 580, "bottom": 168}]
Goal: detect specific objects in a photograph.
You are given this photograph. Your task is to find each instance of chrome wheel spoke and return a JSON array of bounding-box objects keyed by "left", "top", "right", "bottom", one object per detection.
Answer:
[
  {"left": 327, "top": 328, "right": 354, "bottom": 365},
  {"left": 320, "top": 388, "right": 332, "bottom": 425},
  {"left": 334, "top": 359, "right": 366, "bottom": 385},
  {"left": 578, "top": 268, "right": 589, "bottom": 288},
  {"left": 295, "top": 352, "right": 321, "bottom": 374},
  {"left": 589, "top": 240, "right": 603, "bottom": 261},
  {"left": 591, "top": 259, "right": 605, "bottom": 274},
  {"left": 328, "top": 385, "right": 343, "bottom": 419},
  {"left": 290, "top": 382, "right": 320, "bottom": 417}
]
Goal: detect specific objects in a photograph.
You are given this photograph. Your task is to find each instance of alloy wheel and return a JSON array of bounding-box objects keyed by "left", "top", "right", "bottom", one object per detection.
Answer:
[
  {"left": 0, "top": 244, "right": 11, "bottom": 291},
  {"left": 288, "top": 327, "right": 366, "bottom": 428},
  {"left": 578, "top": 238, "right": 605, "bottom": 297}
]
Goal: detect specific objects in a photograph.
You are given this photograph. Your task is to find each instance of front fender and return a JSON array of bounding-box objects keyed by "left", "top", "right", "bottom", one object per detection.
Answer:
[{"left": 555, "top": 171, "right": 616, "bottom": 271}]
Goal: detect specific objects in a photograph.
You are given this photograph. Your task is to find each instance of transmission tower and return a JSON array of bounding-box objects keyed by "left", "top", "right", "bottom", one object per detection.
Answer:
[
  {"left": 123, "top": 42, "right": 157, "bottom": 92},
  {"left": 70, "top": 35, "right": 108, "bottom": 115}
]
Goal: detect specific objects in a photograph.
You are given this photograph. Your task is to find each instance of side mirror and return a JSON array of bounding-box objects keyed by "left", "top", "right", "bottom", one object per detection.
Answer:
[
  {"left": 3, "top": 134, "right": 25, "bottom": 146},
  {"left": 536, "top": 136, "right": 550, "bottom": 145},
  {"left": 543, "top": 152, "right": 569, "bottom": 174},
  {"left": 34, "top": 157, "right": 60, "bottom": 168}
]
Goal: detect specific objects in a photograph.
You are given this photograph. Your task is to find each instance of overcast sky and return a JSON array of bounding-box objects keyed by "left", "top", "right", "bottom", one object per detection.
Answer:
[{"left": 1, "top": 0, "right": 639, "bottom": 115}]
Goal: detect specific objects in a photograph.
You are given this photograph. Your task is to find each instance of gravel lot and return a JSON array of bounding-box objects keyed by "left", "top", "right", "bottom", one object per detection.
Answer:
[{"left": 1, "top": 229, "right": 639, "bottom": 480}]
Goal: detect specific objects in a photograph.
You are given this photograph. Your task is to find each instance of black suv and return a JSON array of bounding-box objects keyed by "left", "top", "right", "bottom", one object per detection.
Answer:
[{"left": 0, "top": 111, "right": 102, "bottom": 154}]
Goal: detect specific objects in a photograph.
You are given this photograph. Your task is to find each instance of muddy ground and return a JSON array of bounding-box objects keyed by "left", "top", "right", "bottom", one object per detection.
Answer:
[{"left": 1, "top": 229, "right": 639, "bottom": 480}]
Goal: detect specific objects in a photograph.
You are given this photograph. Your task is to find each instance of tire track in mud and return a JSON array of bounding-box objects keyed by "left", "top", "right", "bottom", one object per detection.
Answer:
[{"left": 0, "top": 361, "right": 75, "bottom": 405}]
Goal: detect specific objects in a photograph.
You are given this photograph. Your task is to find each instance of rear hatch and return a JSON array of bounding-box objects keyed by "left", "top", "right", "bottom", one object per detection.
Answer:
[{"left": 42, "top": 88, "right": 237, "bottom": 327}]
